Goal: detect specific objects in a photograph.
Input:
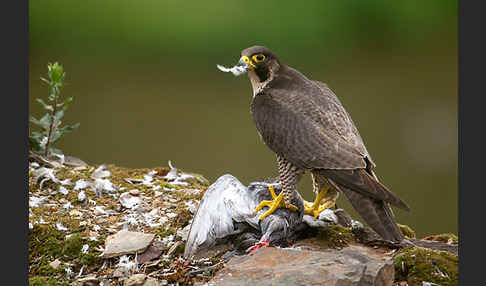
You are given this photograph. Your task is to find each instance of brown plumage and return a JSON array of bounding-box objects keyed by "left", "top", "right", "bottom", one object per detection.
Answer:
[{"left": 231, "top": 45, "right": 410, "bottom": 242}]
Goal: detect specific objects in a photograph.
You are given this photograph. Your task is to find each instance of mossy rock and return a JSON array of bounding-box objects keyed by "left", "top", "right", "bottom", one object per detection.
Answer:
[
  {"left": 422, "top": 233, "right": 458, "bottom": 245},
  {"left": 398, "top": 223, "right": 416, "bottom": 239},
  {"left": 394, "top": 246, "right": 458, "bottom": 286},
  {"left": 29, "top": 276, "right": 70, "bottom": 286},
  {"left": 29, "top": 224, "right": 103, "bottom": 282},
  {"left": 315, "top": 225, "right": 355, "bottom": 249}
]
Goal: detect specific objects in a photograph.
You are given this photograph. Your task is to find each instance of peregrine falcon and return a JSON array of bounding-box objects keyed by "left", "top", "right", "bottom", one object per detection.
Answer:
[{"left": 217, "top": 45, "right": 410, "bottom": 242}]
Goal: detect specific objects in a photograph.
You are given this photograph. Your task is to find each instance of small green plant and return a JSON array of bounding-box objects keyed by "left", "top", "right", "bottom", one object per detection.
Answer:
[{"left": 29, "top": 62, "right": 79, "bottom": 156}]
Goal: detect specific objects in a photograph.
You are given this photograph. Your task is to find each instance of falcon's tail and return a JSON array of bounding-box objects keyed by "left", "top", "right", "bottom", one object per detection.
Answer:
[
  {"left": 339, "top": 184, "right": 404, "bottom": 242},
  {"left": 319, "top": 169, "right": 410, "bottom": 211}
]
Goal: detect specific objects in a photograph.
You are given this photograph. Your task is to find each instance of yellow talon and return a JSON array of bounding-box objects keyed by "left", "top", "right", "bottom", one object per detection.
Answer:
[
  {"left": 304, "top": 186, "right": 336, "bottom": 219},
  {"left": 256, "top": 185, "right": 297, "bottom": 221}
]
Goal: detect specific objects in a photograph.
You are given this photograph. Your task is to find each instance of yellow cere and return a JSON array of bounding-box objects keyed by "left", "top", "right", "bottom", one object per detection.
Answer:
[
  {"left": 252, "top": 54, "right": 266, "bottom": 63},
  {"left": 240, "top": 56, "right": 256, "bottom": 68}
]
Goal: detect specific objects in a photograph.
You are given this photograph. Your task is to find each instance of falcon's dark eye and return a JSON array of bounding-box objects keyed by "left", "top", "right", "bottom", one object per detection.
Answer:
[{"left": 252, "top": 54, "right": 266, "bottom": 63}]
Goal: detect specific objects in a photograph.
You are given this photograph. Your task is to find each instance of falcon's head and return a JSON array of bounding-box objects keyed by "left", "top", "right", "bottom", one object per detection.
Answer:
[
  {"left": 239, "top": 46, "right": 280, "bottom": 83},
  {"left": 217, "top": 46, "right": 281, "bottom": 83}
]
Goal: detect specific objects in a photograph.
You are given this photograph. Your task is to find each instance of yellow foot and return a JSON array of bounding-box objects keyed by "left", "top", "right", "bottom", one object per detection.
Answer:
[
  {"left": 255, "top": 185, "right": 297, "bottom": 221},
  {"left": 304, "top": 186, "right": 336, "bottom": 219}
]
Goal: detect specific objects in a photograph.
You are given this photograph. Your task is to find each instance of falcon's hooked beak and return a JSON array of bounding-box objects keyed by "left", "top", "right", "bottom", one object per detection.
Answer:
[
  {"left": 238, "top": 56, "right": 256, "bottom": 70},
  {"left": 217, "top": 56, "right": 254, "bottom": 76}
]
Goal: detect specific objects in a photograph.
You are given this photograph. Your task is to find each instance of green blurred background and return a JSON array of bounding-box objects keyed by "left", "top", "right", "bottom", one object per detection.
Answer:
[{"left": 29, "top": 1, "right": 457, "bottom": 238}]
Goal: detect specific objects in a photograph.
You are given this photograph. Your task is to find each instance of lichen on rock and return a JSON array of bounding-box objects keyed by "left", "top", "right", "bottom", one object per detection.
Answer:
[{"left": 394, "top": 246, "right": 458, "bottom": 286}]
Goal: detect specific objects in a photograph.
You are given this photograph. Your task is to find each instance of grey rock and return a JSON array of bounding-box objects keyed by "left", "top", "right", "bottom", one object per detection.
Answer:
[
  {"left": 137, "top": 241, "right": 164, "bottom": 264},
  {"left": 143, "top": 277, "right": 159, "bottom": 286},
  {"left": 72, "top": 275, "right": 98, "bottom": 286},
  {"left": 49, "top": 258, "right": 61, "bottom": 269},
  {"left": 113, "top": 267, "right": 127, "bottom": 278},
  {"left": 101, "top": 229, "right": 155, "bottom": 258},
  {"left": 125, "top": 273, "right": 147, "bottom": 286},
  {"left": 210, "top": 245, "right": 394, "bottom": 286}
]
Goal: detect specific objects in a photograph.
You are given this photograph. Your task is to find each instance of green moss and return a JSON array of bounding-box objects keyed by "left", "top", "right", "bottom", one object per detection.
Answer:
[
  {"left": 63, "top": 233, "right": 103, "bottom": 266},
  {"left": 172, "top": 207, "right": 192, "bottom": 228},
  {"left": 62, "top": 234, "right": 84, "bottom": 258},
  {"left": 29, "top": 225, "right": 65, "bottom": 261},
  {"left": 423, "top": 233, "right": 458, "bottom": 245},
  {"left": 156, "top": 227, "right": 176, "bottom": 240},
  {"left": 29, "top": 224, "right": 103, "bottom": 280},
  {"left": 398, "top": 224, "right": 416, "bottom": 239},
  {"left": 36, "top": 263, "right": 65, "bottom": 276},
  {"left": 315, "top": 225, "right": 355, "bottom": 249},
  {"left": 394, "top": 247, "right": 458, "bottom": 286},
  {"left": 184, "top": 172, "right": 211, "bottom": 187},
  {"left": 29, "top": 276, "right": 70, "bottom": 286}
]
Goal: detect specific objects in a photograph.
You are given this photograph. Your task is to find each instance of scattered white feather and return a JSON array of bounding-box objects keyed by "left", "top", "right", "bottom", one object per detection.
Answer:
[
  {"left": 92, "top": 178, "right": 115, "bottom": 197},
  {"left": 185, "top": 201, "right": 197, "bottom": 214},
  {"left": 33, "top": 167, "right": 60, "bottom": 189},
  {"left": 116, "top": 255, "right": 138, "bottom": 275},
  {"left": 94, "top": 206, "right": 108, "bottom": 216},
  {"left": 217, "top": 64, "right": 248, "bottom": 76},
  {"left": 81, "top": 244, "right": 89, "bottom": 254},
  {"left": 142, "top": 212, "right": 161, "bottom": 228},
  {"left": 29, "top": 222, "right": 33, "bottom": 230},
  {"left": 74, "top": 179, "right": 91, "bottom": 191},
  {"left": 152, "top": 185, "right": 161, "bottom": 191},
  {"left": 182, "top": 188, "right": 201, "bottom": 195},
  {"left": 162, "top": 234, "right": 175, "bottom": 247},
  {"left": 58, "top": 186, "right": 69, "bottom": 195},
  {"left": 63, "top": 202, "right": 73, "bottom": 210},
  {"left": 29, "top": 196, "right": 47, "bottom": 208},
  {"left": 164, "top": 161, "right": 178, "bottom": 181},
  {"left": 77, "top": 265, "right": 85, "bottom": 278},
  {"left": 159, "top": 217, "right": 169, "bottom": 225},
  {"left": 163, "top": 161, "right": 194, "bottom": 186},
  {"left": 177, "top": 224, "right": 191, "bottom": 240},
  {"left": 91, "top": 165, "right": 110, "bottom": 179},
  {"left": 53, "top": 153, "right": 65, "bottom": 165},
  {"left": 119, "top": 192, "right": 141, "bottom": 209},
  {"left": 166, "top": 212, "right": 178, "bottom": 219},
  {"left": 65, "top": 266, "right": 73, "bottom": 278},
  {"left": 59, "top": 179, "right": 72, "bottom": 186},
  {"left": 30, "top": 162, "right": 40, "bottom": 169},
  {"left": 142, "top": 170, "right": 157, "bottom": 186},
  {"left": 119, "top": 214, "right": 139, "bottom": 228},
  {"left": 171, "top": 181, "right": 189, "bottom": 186},
  {"left": 78, "top": 190, "right": 86, "bottom": 202},
  {"left": 56, "top": 222, "right": 68, "bottom": 231}
]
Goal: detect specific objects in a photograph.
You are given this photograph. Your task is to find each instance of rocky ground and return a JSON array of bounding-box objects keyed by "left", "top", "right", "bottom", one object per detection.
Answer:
[{"left": 28, "top": 155, "right": 458, "bottom": 286}]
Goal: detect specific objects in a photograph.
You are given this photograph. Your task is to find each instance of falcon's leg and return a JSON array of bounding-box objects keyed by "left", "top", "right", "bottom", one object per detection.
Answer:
[
  {"left": 255, "top": 156, "right": 303, "bottom": 221},
  {"left": 304, "top": 173, "right": 339, "bottom": 219}
]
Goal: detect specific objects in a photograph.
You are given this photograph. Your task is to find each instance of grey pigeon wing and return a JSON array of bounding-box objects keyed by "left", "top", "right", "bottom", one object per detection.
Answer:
[{"left": 184, "top": 175, "right": 259, "bottom": 258}]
